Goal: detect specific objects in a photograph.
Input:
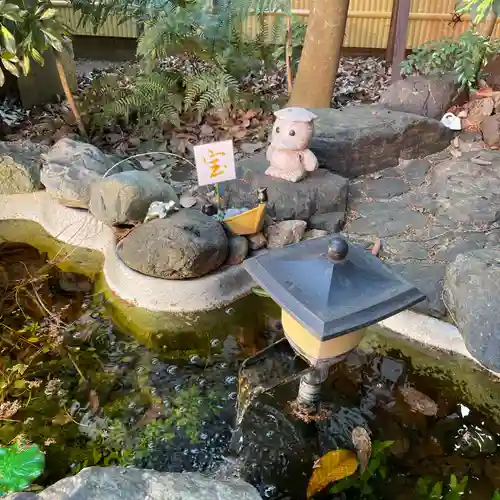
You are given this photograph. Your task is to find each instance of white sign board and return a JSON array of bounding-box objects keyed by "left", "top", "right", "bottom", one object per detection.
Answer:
[{"left": 193, "top": 140, "right": 237, "bottom": 186}]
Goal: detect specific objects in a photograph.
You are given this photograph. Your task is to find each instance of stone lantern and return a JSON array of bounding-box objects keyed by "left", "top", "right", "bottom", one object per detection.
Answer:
[{"left": 243, "top": 235, "right": 425, "bottom": 406}]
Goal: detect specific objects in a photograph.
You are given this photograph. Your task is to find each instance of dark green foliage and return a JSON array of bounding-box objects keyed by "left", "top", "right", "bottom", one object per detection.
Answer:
[
  {"left": 457, "top": 0, "right": 500, "bottom": 23},
  {"left": 106, "top": 71, "right": 183, "bottom": 127},
  {"left": 0, "top": 0, "right": 67, "bottom": 86},
  {"left": 416, "top": 475, "right": 468, "bottom": 500},
  {"left": 83, "top": 0, "right": 295, "bottom": 129},
  {"left": 401, "top": 29, "right": 500, "bottom": 90}
]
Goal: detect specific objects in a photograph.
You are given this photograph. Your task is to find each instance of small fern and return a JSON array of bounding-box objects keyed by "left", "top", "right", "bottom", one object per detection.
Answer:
[
  {"left": 85, "top": 0, "right": 296, "bottom": 129},
  {"left": 104, "top": 71, "right": 183, "bottom": 127},
  {"left": 184, "top": 69, "right": 240, "bottom": 115}
]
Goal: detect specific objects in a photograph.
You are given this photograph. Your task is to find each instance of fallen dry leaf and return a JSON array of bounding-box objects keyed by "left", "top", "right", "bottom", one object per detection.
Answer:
[
  {"left": 371, "top": 238, "right": 382, "bottom": 256},
  {"left": 134, "top": 403, "right": 165, "bottom": 428},
  {"left": 351, "top": 427, "right": 372, "bottom": 473},
  {"left": 307, "top": 449, "right": 358, "bottom": 499},
  {"left": 89, "top": 389, "right": 99, "bottom": 413},
  {"left": 52, "top": 412, "right": 72, "bottom": 426},
  {"left": 398, "top": 385, "right": 438, "bottom": 416}
]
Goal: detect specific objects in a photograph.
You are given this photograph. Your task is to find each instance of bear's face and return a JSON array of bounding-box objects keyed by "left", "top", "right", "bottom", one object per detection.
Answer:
[{"left": 270, "top": 118, "right": 313, "bottom": 151}]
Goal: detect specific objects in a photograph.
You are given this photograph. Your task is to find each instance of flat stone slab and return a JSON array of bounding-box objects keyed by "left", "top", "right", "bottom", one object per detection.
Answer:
[
  {"left": 309, "top": 105, "right": 453, "bottom": 178},
  {"left": 345, "top": 146, "right": 500, "bottom": 318},
  {"left": 223, "top": 153, "right": 348, "bottom": 221}
]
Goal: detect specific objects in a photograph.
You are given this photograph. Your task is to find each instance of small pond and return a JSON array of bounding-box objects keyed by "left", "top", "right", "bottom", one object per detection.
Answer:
[{"left": 2, "top": 238, "right": 500, "bottom": 500}]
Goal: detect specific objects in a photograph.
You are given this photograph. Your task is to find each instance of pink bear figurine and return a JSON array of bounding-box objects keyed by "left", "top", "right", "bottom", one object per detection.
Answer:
[{"left": 265, "top": 107, "right": 319, "bottom": 182}]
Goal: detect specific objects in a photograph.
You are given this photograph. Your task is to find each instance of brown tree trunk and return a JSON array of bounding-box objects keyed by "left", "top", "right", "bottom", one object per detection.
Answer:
[{"left": 288, "top": 0, "right": 350, "bottom": 108}]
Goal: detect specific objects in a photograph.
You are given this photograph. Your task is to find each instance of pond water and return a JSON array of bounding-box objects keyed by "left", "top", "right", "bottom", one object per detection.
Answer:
[{"left": 2, "top": 241, "right": 500, "bottom": 500}]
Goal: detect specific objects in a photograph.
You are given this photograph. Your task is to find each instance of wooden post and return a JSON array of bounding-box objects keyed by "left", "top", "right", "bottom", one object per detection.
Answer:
[
  {"left": 391, "top": 0, "right": 410, "bottom": 82},
  {"left": 385, "top": 0, "right": 399, "bottom": 63}
]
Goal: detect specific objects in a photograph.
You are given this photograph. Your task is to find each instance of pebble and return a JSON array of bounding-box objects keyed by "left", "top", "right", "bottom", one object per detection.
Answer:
[{"left": 180, "top": 194, "right": 197, "bottom": 208}]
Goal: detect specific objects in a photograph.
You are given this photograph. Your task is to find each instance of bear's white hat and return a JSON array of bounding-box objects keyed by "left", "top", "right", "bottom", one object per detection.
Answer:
[{"left": 273, "top": 107, "right": 318, "bottom": 122}]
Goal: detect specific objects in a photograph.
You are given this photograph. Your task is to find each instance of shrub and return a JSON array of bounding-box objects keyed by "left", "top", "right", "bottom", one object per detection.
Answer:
[{"left": 401, "top": 29, "right": 500, "bottom": 90}]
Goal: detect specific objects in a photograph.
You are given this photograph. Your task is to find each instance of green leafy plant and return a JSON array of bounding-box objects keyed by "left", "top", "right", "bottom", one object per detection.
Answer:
[
  {"left": 401, "top": 29, "right": 500, "bottom": 90},
  {"left": 0, "top": 0, "right": 67, "bottom": 85},
  {"left": 328, "top": 440, "right": 394, "bottom": 499},
  {"left": 0, "top": 442, "right": 45, "bottom": 496},
  {"left": 82, "top": 0, "right": 294, "bottom": 129},
  {"left": 457, "top": 0, "right": 500, "bottom": 23},
  {"left": 416, "top": 475, "right": 468, "bottom": 500}
]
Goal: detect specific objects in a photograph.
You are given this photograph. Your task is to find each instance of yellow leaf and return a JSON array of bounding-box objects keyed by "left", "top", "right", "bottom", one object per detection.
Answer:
[
  {"left": 52, "top": 412, "right": 72, "bottom": 425},
  {"left": 306, "top": 449, "right": 358, "bottom": 499}
]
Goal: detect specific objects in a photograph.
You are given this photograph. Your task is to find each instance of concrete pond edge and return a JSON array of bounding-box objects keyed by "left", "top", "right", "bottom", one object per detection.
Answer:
[
  {"left": 0, "top": 191, "right": 496, "bottom": 378},
  {"left": 0, "top": 192, "right": 254, "bottom": 313}
]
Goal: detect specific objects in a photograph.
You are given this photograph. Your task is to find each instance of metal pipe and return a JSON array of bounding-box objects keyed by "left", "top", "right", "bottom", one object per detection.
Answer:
[{"left": 296, "top": 366, "right": 329, "bottom": 407}]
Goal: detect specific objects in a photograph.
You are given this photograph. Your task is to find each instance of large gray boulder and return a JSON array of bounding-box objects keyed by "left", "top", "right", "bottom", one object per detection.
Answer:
[
  {"left": 443, "top": 248, "right": 500, "bottom": 372},
  {"left": 89, "top": 171, "right": 178, "bottom": 226},
  {"left": 118, "top": 209, "right": 228, "bottom": 279},
  {"left": 41, "top": 138, "right": 113, "bottom": 208},
  {"left": 5, "top": 467, "right": 262, "bottom": 500},
  {"left": 221, "top": 154, "right": 348, "bottom": 222},
  {"left": 309, "top": 105, "right": 453, "bottom": 178},
  {"left": 379, "top": 75, "right": 459, "bottom": 120},
  {"left": 0, "top": 141, "right": 44, "bottom": 194}
]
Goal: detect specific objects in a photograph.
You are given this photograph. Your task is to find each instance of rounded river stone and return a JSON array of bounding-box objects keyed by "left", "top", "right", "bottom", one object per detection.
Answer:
[{"left": 118, "top": 209, "right": 228, "bottom": 280}]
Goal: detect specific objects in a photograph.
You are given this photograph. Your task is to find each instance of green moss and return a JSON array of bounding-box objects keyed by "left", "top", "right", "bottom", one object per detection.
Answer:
[
  {"left": 0, "top": 220, "right": 103, "bottom": 277},
  {"left": 362, "top": 325, "right": 500, "bottom": 424}
]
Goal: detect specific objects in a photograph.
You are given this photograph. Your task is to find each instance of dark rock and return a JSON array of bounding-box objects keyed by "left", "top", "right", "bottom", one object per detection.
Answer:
[
  {"left": 390, "top": 262, "right": 446, "bottom": 317},
  {"left": 308, "top": 105, "right": 453, "bottom": 178},
  {"left": 58, "top": 272, "right": 92, "bottom": 293},
  {"left": 382, "top": 237, "right": 429, "bottom": 261},
  {"left": 117, "top": 209, "right": 228, "bottom": 280},
  {"left": 223, "top": 154, "right": 348, "bottom": 221},
  {"left": 397, "top": 158, "right": 431, "bottom": 187},
  {"left": 443, "top": 248, "right": 500, "bottom": 372},
  {"left": 427, "top": 158, "right": 500, "bottom": 226},
  {"left": 379, "top": 75, "right": 459, "bottom": 119},
  {"left": 454, "top": 423, "right": 497, "bottom": 457},
  {"left": 481, "top": 114, "right": 500, "bottom": 148},
  {"left": 6, "top": 467, "right": 262, "bottom": 500},
  {"left": 456, "top": 131, "right": 485, "bottom": 153},
  {"left": 436, "top": 420, "right": 498, "bottom": 458},
  {"left": 348, "top": 201, "right": 427, "bottom": 238},
  {"left": 364, "top": 177, "right": 409, "bottom": 199},
  {"left": 226, "top": 236, "right": 248, "bottom": 266},
  {"left": 431, "top": 232, "right": 487, "bottom": 262},
  {"left": 265, "top": 220, "right": 307, "bottom": 248},
  {"left": 89, "top": 171, "right": 178, "bottom": 226},
  {"left": 308, "top": 212, "right": 345, "bottom": 233},
  {"left": 345, "top": 150, "right": 500, "bottom": 319},
  {"left": 0, "top": 141, "right": 44, "bottom": 194}
]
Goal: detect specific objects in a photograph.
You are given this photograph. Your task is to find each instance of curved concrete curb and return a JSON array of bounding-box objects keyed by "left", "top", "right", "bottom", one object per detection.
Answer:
[{"left": 0, "top": 191, "right": 254, "bottom": 313}]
